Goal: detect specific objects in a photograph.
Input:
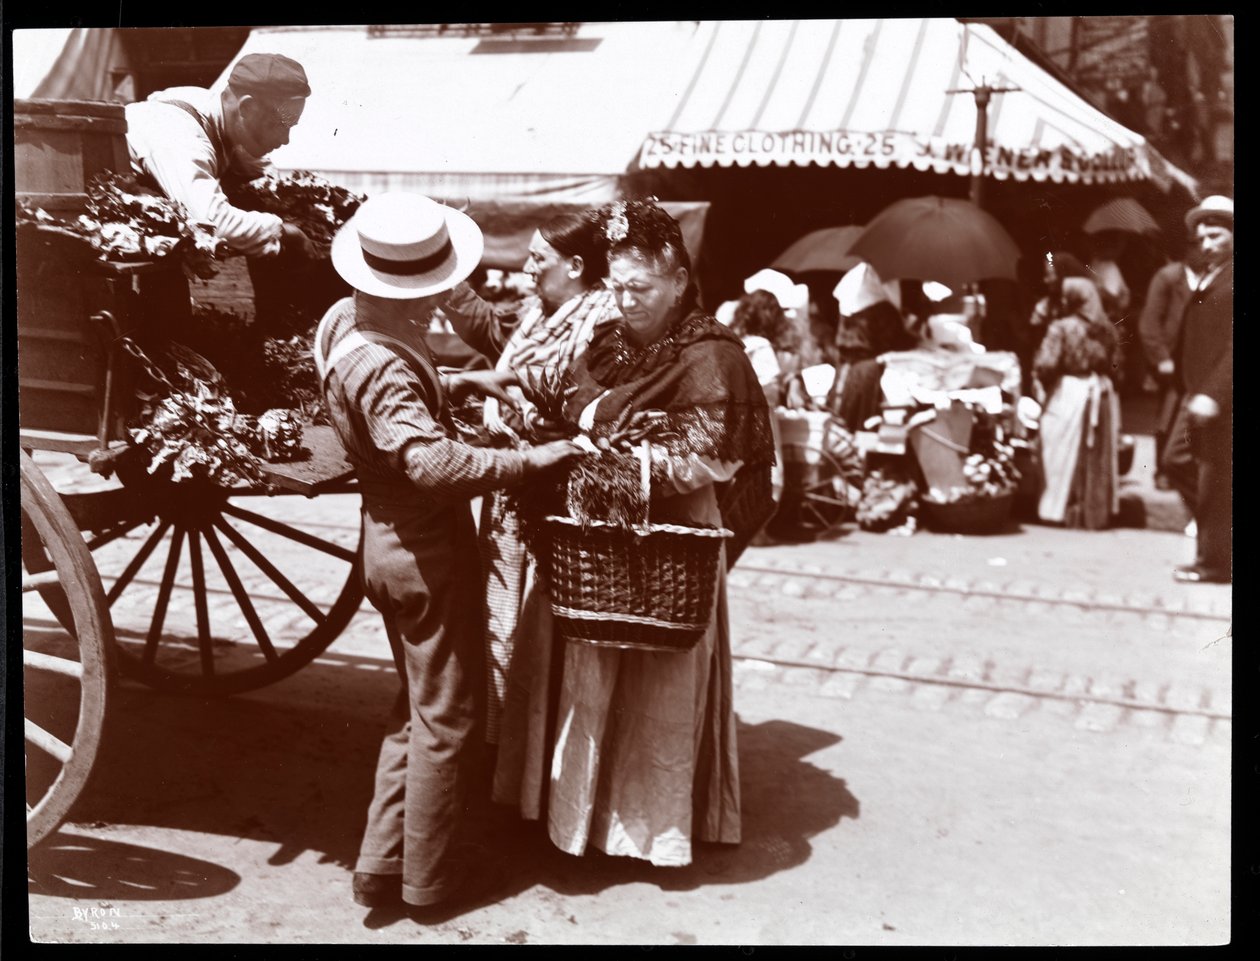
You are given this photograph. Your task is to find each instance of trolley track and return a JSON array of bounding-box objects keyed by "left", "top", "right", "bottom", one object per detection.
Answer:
[
  {"left": 61, "top": 523, "right": 1231, "bottom": 723},
  {"left": 104, "top": 516, "right": 1229, "bottom": 624},
  {"left": 732, "top": 562, "right": 1230, "bottom": 622}
]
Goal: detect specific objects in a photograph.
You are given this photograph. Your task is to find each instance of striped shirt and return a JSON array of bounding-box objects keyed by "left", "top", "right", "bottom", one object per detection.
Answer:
[{"left": 318, "top": 298, "right": 527, "bottom": 503}]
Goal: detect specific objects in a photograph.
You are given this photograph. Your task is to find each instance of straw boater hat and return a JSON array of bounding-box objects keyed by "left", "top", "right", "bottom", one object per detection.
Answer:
[
  {"left": 331, "top": 192, "right": 484, "bottom": 299},
  {"left": 1185, "top": 195, "right": 1234, "bottom": 232}
]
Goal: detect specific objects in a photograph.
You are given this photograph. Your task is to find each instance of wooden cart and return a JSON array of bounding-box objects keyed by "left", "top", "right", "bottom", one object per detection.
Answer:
[{"left": 17, "top": 236, "right": 366, "bottom": 850}]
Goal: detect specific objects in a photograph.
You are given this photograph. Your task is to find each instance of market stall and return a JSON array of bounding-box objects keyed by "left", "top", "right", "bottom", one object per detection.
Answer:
[{"left": 767, "top": 347, "right": 1031, "bottom": 539}]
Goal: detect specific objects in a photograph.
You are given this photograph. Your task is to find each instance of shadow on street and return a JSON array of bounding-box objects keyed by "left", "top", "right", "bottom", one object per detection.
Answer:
[
  {"left": 30, "top": 644, "right": 858, "bottom": 917},
  {"left": 28, "top": 833, "right": 241, "bottom": 901}
]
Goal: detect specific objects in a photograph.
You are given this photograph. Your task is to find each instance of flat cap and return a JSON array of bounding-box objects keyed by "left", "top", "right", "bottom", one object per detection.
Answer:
[{"left": 228, "top": 53, "right": 311, "bottom": 99}]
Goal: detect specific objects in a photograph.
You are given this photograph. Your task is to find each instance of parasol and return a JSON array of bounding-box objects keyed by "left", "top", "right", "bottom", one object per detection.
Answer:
[
  {"left": 1082, "top": 197, "right": 1161, "bottom": 236},
  {"left": 771, "top": 225, "right": 865, "bottom": 273},
  {"left": 848, "top": 196, "right": 1020, "bottom": 288}
]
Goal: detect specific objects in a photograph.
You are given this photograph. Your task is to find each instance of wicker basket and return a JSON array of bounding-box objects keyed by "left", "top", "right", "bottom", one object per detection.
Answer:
[
  {"left": 540, "top": 515, "right": 731, "bottom": 653},
  {"left": 919, "top": 490, "right": 1015, "bottom": 533}
]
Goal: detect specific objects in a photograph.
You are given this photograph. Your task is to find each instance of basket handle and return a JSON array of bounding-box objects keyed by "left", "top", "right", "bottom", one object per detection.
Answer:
[{"left": 635, "top": 439, "right": 652, "bottom": 534}]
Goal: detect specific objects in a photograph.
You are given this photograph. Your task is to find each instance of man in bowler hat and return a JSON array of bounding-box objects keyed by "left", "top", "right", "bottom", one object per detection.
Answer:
[{"left": 1160, "top": 196, "right": 1233, "bottom": 584}]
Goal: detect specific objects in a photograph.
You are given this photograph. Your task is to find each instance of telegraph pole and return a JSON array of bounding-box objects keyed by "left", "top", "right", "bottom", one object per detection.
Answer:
[{"left": 946, "top": 81, "right": 1021, "bottom": 209}]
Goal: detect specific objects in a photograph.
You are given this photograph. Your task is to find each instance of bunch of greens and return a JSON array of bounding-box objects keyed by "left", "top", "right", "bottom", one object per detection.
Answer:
[
  {"left": 856, "top": 465, "right": 919, "bottom": 532},
  {"left": 563, "top": 449, "right": 648, "bottom": 529},
  {"left": 127, "top": 342, "right": 265, "bottom": 487},
  {"left": 177, "top": 305, "right": 327, "bottom": 423},
  {"left": 509, "top": 366, "right": 687, "bottom": 532},
  {"left": 17, "top": 173, "right": 225, "bottom": 277},
  {"left": 225, "top": 170, "right": 365, "bottom": 253}
]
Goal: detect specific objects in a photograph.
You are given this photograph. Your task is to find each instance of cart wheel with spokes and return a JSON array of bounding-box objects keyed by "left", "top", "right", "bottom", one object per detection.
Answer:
[
  {"left": 20, "top": 451, "right": 113, "bottom": 848},
  {"left": 778, "top": 441, "right": 859, "bottom": 539},
  {"left": 23, "top": 469, "right": 365, "bottom": 698}
]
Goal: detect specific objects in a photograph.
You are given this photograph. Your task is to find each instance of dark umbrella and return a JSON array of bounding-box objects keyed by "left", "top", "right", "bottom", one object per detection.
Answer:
[
  {"left": 848, "top": 196, "right": 1020, "bottom": 289},
  {"left": 1082, "top": 197, "right": 1161, "bottom": 236},
  {"left": 771, "top": 225, "right": 865, "bottom": 273}
]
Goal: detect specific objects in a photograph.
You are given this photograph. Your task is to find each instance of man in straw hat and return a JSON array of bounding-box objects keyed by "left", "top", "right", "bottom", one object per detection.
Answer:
[
  {"left": 316, "top": 192, "right": 583, "bottom": 913},
  {"left": 1160, "top": 195, "right": 1233, "bottom": 584},
  {"left": 126, "top": 52, "right": 319, "bottom": 258}
]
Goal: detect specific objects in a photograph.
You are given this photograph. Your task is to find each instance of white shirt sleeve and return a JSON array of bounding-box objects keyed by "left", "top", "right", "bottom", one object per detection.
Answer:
[
  {"left": 125, "top": 100, "right": 283, "bottom": 257},
  {"left": 651, "top": 449, "right": 743, "bottom": 496}
]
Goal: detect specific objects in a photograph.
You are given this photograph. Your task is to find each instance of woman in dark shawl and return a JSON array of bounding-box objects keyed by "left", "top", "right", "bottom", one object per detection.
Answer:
[{"left": 493, "top": 200, "right": 775, "bottom": 865}]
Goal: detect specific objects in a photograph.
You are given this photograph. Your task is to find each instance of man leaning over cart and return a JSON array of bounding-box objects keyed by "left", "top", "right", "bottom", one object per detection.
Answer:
[
  {"left": 125, "top": 52, "right": 317, "bottom": 260},
  {"left": 123, "top": 53, "right": 320, "bottom": 328}
]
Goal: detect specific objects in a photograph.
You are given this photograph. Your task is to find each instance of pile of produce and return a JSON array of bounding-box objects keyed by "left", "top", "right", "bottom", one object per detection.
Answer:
[
  {"left": 503, "top": 366, "right": 685, "bottom": 534},
  {"left": 123, "top": 339, "right": 305, "bottom": 488},
  {"left": 175, "top": 304, "right": 328, "bottom": 423},
  {"left": 856, "top": 465, "right": 920, "bottom": 532},
  {"left": 17, "top": 173, "right": 225, "bottom": 277},
  {"left": 922, "top": 411, "right": 1021, "bottom": 506},
  {"left": 225, "top": 170, "right": 365, "bottom": 254}
]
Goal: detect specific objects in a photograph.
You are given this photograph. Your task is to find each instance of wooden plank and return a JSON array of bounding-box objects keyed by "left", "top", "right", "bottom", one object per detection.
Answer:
[
  {"left": 18, "top": 429, "right": 101, "bottom": 457},
  {"left": 257, "top": 424, "right": 356, "bottom": 495},
  {"left": 22, "top": 379, "right": 95, "bottom": 397},
  {"left": 15, "top": 191, "right": 89, "bottom": 211},
  {"left": 17, "top": 328, "right": 90, "bottom": 343},
  {"left": 14, "top": 98, "right": 128, "bottom": 119},
  {"left": 13, "top": 115, "right": 129, "bottom": 133}
]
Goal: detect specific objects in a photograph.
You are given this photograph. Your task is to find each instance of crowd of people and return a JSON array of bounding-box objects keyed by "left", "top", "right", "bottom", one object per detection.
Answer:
[{"left": 113, "top": 48, "right": 1232, "bottom": 917}]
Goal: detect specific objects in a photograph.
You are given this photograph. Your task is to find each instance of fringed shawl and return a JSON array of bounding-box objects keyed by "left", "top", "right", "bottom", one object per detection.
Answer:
[
  {"left": 563, "top": 309, "right": 777, "bottom": 563},
  {"left": 564, "top": 309, "right": 775, "bottom": 466}
]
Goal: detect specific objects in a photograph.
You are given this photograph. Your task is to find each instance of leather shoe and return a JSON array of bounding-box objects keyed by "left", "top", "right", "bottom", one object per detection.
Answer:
[
  {"left": 1172, "top": 565, "right": 1229, "bottom": 584},
  {"left": 352, "top": 872, "right": 402, "bottom": 908}
]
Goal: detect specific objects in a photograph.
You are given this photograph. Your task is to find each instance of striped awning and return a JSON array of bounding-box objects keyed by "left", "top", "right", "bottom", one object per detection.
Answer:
[
  {"left": 637, "top": 19, "right": 1196, "bottom": 192},
  {"left": 219, "top": 23, "right": 705, "bottom": 203}
]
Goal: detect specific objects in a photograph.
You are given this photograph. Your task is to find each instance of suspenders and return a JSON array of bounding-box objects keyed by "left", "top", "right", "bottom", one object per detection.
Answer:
[
  {"left": 313, "top": 310, "right": 447, "bottom": 421},
  {"left": 161, "top": 98, "right": 229, "bottom": 170}
]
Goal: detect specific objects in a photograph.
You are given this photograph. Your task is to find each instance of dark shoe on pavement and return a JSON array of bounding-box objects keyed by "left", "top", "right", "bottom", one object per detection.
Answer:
[
  {"left": 1172, "top": 565, "right": 1229, "bottom": 584},
  {"left": 352, "top": 872, "right": 402, "bottom": 908}
]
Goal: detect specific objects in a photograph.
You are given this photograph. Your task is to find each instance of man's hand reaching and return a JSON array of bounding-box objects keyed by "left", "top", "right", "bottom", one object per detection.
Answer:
[
  {"left": 521, "top": 439, "right": 586, "bottom": 476},
  {"left": 281, "top": 222, "right": 318, "bottom": 259},
  {"left": 444, "top": 368, "right": 520, "bottom": 406}
]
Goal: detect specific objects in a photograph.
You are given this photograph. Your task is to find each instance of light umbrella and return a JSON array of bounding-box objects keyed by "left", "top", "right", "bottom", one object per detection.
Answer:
[
  {"left": 771, "top": 225, "right": 865, "bottom": 273},
  {"left": 848, "top": 196, "right": 1020, "bottom": 288},
  {"left": 1082, "top": 197, "right": 1161, "bottom": 237}
]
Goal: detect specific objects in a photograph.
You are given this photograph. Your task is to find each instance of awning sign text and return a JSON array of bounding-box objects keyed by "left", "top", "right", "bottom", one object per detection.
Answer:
[{"left": 639, "top": 129, "right": 1143, "bottom": 182}]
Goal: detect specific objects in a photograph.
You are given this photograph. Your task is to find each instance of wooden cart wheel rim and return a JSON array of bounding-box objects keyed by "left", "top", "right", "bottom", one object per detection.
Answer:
[{"left": 20, "top": 450, "right": 113, "bottom": 848}]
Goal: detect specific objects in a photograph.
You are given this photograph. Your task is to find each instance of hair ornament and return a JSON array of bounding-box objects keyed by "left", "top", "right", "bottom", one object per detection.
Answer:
[{"left": 605, "top": 202, "right": 629, "bottom": 243}]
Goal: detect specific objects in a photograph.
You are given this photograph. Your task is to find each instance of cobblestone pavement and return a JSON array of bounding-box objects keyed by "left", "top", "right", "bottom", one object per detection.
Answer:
[
  {"left": 724, "top": 559, "right": 1231, "bottom": 745},
  {"left": 20, "top": 459, "right": 1232, "bottom": 945}
]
